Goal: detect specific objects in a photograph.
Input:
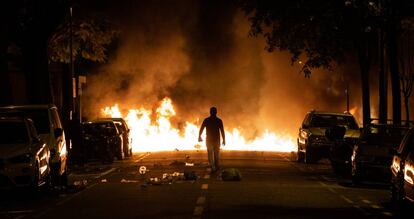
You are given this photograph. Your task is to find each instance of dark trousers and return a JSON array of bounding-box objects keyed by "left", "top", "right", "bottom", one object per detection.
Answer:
[{"left": 207, "top": 140, "right": 220, "bottom": 171}]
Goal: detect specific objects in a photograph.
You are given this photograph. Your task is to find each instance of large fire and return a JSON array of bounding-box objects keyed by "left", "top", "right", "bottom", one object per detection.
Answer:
[{"left": 102, "top": 98, "right": 295, "bottom": 152}]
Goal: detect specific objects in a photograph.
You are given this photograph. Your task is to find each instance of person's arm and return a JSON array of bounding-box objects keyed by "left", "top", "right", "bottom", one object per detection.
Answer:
[
  {"left": 220, "top": 120, "right": 225, "bottom": 146},
  {"left": 198, "top": 120, "right": 206, "bottom": 142}
]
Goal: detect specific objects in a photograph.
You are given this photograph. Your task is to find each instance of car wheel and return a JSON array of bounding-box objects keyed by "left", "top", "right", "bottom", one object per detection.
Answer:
[
  {"left": 117, "top": 144, "right": 125, "bottom": 160},
  {"left": 297, "top": 151, "right": 305, "bottom": 162},
  {"left": 351, "top": 161, "right": 361, "bottom": 186},
  {"left": 305, "top": 149, "right": 314, "bottom": 164},
  {"left": 31, "top": 162, "right": 41, "bottom": 193},
  {"left": 391, "top": 180, "right": 405, "bottom": 210}
]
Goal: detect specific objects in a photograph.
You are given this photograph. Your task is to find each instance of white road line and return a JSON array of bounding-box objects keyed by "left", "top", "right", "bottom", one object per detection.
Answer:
[
  {"left": 196, "top": 196, "right": 206, "bottom": 205},
  {"left": 0, "top": 210, "right": 34, "bottom": 214},
  {"left": 382, "top": 212, "right": 393, "bottom": 216},
  {"left": 340, "top": 195, "right": 354, "bottom": 204},
  {"left": 370, "top": 204, "right": 382, "bottom": 209},
  {"left": 204, "top": 174, "right": 210, "bottom": 179},
  {"left": 94, "top": 167, "right": 117, "bottom": 179},
  {"left": 352, "top": 205, "right": 370, "bottom": 215},
  {"left": 201, "top": 184, "right": 208, "bottom": 190},
  {"left": 134, "top": 152, "right": 151, "bottom": 163},
  {"left": 193, "top": 206, "right": 203, "bottom": 216},
  {"left": 361, "top": 199, "right": 372, "bottom": 204}
]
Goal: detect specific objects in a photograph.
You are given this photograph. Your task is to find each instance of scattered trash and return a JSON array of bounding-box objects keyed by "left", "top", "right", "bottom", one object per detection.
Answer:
[
  {"left": 194, "top": 144, "right": 201, "bottom": 150},
  {"left": 101, "top": 179, "right": 108, "bottom": 183},
  {"left": 185, "top": 154, "right": 190, "bottom": 160},
  {"left": 139, "top": 166, "right": 147, "bottom": 175},
  {"left": 175, "top": 148, "right": 179, "bottom": 151},
  {"left": 185, "top": 162, "right": 194, "bottom": 166},
  {"left": 121, "top": 179, "right": 139, "bottom": 183},
  {"left": 221, "top": 168, "right": 242, "bottom": 181}
]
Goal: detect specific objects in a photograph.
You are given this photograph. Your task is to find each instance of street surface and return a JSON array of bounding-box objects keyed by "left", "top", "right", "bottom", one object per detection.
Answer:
[{"left": 0, "top": 151, "right": 406, "bottom": 219}]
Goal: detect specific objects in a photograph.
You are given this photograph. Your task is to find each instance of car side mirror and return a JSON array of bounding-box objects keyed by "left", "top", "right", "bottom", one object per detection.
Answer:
[{"left": 54, "top": 128, "right": 63, "bottom": 138}]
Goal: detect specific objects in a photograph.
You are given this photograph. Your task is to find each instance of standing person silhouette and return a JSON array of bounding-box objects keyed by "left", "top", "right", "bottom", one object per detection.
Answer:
[{"left": 198, "top": 107, "right": 225, "bottom": 173}]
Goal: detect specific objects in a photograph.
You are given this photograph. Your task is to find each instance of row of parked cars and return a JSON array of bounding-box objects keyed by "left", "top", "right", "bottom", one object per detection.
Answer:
[
  {"left": 81, "top": 118, "right": 132, "bottom": 163},
  {"left": 0, "top": 105, "right": 68, "bottom": 190},
  {"left": 297, "top": 110, "right": 414, "bottom": 208},
  {"left": 0, "top": 104, "right": 133, "bottom": 191}
]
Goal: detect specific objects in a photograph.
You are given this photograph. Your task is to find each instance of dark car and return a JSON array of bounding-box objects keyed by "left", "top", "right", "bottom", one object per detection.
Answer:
[
  {"left": 297, "top": 111, "right": 360, "bottom": 163},
  {"left": 0, "top": 115, "right": 51, "bottom": 190},
  {"left": 351, "top": 124, "right": 408, "bottom": 185},
  {"left": 391, "top": 128, "right": 414, "bottom": 208},
  {"left": 98, "top": 118, "right": 132, "bottom": 157},
  {"left": 81, "top": 120, "right": 124, "bottom": 163}
]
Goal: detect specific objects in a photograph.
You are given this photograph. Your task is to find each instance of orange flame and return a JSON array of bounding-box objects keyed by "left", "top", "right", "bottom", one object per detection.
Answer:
[{"left": 102, "top": 97, "right": 295, "bottom": 152}]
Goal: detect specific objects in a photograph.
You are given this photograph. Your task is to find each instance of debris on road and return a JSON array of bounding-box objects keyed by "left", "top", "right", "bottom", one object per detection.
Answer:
[
  {"left": 101, "top": 179, "right": 108, "bottom": 183},
  {"left": 139, "top": 166, "right": 147, "bottom": 175}
]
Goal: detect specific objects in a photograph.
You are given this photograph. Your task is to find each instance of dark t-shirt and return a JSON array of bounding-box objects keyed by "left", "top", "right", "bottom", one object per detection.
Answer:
[{"left": 201, "top": 116, "right": 224, "bottom": 144}]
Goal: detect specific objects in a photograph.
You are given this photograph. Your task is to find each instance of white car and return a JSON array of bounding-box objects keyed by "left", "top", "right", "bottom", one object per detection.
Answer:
[
  {"left": 0, "top": 105, "right": 67, "bottom": 186},
  {"left": 0, "top": 116, "right": 51, "bottom": 189}
]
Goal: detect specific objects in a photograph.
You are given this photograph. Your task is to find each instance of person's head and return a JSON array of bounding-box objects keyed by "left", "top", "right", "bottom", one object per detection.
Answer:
[{"left": 210, "top": 107, "right": 217, "bottom": 117}]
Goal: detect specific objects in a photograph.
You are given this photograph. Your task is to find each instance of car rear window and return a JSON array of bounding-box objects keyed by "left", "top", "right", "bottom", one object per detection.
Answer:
[
  {"left": 0, "top": 121, "right": 29, "bottom": 144},
  {"left": 311, "top": 115, "right": 358, "bottom": 129}
]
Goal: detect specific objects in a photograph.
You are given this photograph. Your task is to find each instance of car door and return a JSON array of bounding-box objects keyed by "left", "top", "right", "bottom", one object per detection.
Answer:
[{"left": 404, "top": 151, "right": 414, "bottom": 201}]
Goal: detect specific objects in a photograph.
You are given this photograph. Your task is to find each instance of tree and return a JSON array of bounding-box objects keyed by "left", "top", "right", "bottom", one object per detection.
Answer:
[
  {"left": 399, "top": 17, "right": 414, "bottom": 123},
  {"left": 238, "top": 0, "right": 379, "bottom": 126},
  {"left": 48, "top": 17, "right": 118, "bottom": 64}
]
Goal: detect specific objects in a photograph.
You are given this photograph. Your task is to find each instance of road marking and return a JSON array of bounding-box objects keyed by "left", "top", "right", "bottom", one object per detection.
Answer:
[
  {"left": 201, "top": 184, "right": 208, "bottom": 190},
  {"left": 134, "top": 152, "right": 151, "bottom": 163},
  {"left": 94, "top": 167, "right": 117, "bottom": 179},
  {"left": 340, "top": 195, "right": 354, "bottom": 204},
  {"left": 382, "top": 212, "right": 393, "bottom": 216},
  {"left": 0, "top": 210, "right": 34, "bottom": 214},
  {"left": 361, "top": 199, "right": 372, "bottom": 204},
  {"left": 196, "top": 196, "right": 206, "bottom": 205},
  {"left": 371, "top": 204, "right": 382, "bottom": 209},
  {"left": 353, "top": 205, "right": 370, "bottom": 215},
  {"left": 14, "top": 215, "right": 25, "bottom": 219},
  {"left": 204, "top": 174, "right": 210, "bottom": 179},
  {"left": 193, "top": 206, "right": 203, "bottom": 216}
]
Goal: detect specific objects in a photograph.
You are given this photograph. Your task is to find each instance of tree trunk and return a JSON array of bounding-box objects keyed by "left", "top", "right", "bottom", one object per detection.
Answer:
[
  {"left": 379, "top": 29, "right": 388, "bottom": 123},
  {"left": 359, "top": 43, "right": 371, "bottom": 127},
  {"left": 387, "top": 1, "right": 402, "bottom": 125},
  {"left": 404, "top": 95, "right": 409, "bottom": 125},
  {"left": 0, "top": 8, "right": 12, "bottom": 106}
]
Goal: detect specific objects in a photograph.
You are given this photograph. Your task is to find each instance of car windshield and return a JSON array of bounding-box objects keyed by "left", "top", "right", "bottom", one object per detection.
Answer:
[
  {"left": 310, "top": 114, "right": 358, "bottom": 129},
  {"left": 83, "top": 123, "right": 117, "bottom": 135},
  {"left": 0, "top": 121, "right": 29, "bottom": 144}
]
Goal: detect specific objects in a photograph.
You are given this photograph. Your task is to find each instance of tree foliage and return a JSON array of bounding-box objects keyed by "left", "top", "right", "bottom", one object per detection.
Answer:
[
  {"left": 238, "top": 0, "right": 380, "bottom": 77},
  {"left": 48, "top": 17, "right": 118, "bottom": 63}
]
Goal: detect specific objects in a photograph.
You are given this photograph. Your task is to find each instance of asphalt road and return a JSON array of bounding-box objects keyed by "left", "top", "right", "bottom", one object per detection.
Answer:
[{"left": 0, "top": 150, "right": 408, "bottom": 219}]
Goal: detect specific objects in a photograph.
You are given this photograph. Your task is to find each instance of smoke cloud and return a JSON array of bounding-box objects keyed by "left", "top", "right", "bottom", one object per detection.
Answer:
[{"left": 83, "top": 0, "right": 363, "bottom": 138}]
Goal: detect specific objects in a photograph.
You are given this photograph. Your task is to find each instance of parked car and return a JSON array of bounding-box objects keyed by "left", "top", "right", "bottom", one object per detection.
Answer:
[
  {"left": 351, "top": 124, "right": 408, "bottom": 185},
  {"left": 0, "top": 115, "right": 51, "bottom": 189},
  {"left": 297, "top": 111, "right": 360, "bottom": 163},
  {"left": 391, "top": 128, "right": 414, "bottom": 208},
  {"left": 81, "top": 120, "right": 124, "bottom": 162},
  {"left": 0, "top": 105, "right": 67, "bottom": 186},
  {"left": 98, "top": 118, "right": 132, "bottom": 157}
]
